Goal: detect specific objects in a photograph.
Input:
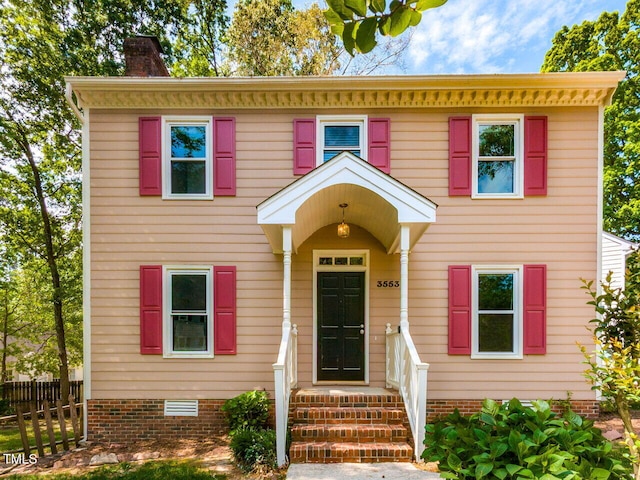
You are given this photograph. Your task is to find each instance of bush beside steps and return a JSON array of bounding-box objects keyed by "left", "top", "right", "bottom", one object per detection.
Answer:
[{"left": 222, "top": 390, "right": 277, "bottom": 473}]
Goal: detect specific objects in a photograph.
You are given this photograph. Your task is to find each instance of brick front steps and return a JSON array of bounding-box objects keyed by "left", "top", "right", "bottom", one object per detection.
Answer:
[{"left": 288, "top": 388, "right": 413, "bottom": 463}]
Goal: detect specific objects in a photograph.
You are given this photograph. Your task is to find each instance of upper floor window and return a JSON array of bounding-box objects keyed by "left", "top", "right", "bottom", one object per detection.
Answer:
[
  {"left": 472, "top": 115, "right": 524, "bottom": 198},
  {"left": 317, "top": 115, "right": 367, "bottom": 166},
  {"left": 163, "top": 117, "right": 213, "bottom": 199}
]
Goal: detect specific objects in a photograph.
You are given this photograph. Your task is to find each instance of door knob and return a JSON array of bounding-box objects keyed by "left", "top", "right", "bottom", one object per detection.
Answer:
[{"left": 360, "top": 324, "right": 365, "bottom": 334}]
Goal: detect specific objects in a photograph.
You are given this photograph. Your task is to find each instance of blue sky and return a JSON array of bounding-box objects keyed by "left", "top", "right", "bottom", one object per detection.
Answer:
[{"left": 293, "top": 0, "right": 629, "bottom": 74}]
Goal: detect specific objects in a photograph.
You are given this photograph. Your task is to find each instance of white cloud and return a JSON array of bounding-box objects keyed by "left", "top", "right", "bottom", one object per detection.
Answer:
[{"left": 407, "top": 0, "right": 612, "bottom": 73}]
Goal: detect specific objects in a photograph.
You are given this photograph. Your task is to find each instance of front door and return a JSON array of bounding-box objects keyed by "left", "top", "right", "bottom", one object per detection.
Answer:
[{"left": 317, "top": 271, "right": 365, "bottom": 381}]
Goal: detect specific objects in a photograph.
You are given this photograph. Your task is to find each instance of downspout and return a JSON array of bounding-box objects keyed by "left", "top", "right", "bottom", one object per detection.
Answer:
[
  {"left": 596, "top": 104, "right": 605, "bottom": 402},
  {"left": 65, "top": 82, "right": 90, "bottom": 438}
]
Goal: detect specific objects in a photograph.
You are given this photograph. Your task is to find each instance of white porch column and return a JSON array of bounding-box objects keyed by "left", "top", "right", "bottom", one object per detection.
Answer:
[
  {"left": 400, "top": 224, "right": 410, "bottom": 331},
  {"left": 282, "top": 225, "right": 293, "bottom": 330}
]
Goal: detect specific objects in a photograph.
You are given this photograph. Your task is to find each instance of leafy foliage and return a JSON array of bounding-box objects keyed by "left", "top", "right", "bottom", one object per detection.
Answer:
[
  {"left": 228, "top": 428, "right": 277, "bottom": 472},
  {"left": 324, "top": 0, "right": 447, "bottom": 54},
  {"left": 171, "top": 0, "right": 230, "bottom": 77},
  {"left": 227, "top": 0, "right": 341, "bottom": 76},
  {"left": 581, "top": 255, "right": 640, "bottom": 479},
  {"left": 222, "top": 390, "right": 276, "bottom": 473},
  {"left": 542, "top": 1, "right": 640, "bottom": 240},
  {"left": 221, "top": 390, "right": 271, "bottom": 435},
  {"left": 582, "top": 269, "right": 640, "bottom": 349},
  {"left": 0, "top": 0, "right": 190, "bottom": 395},
  {"left": 423, "top": 398, "right": 630, "bottom": 479}
]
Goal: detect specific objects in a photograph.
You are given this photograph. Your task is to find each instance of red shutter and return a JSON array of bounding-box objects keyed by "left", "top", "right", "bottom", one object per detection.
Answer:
[
  {"left": 448, "top": 265, "right": 472, "bottom": 354},
  {"left": 449, "top": 117, "right": 472, "bottom": 196},
  {"left": 139, "top": 117, "right": 162, "bottom": 196},
  {"left": 213, "top": 117, "right": 236, "bottom": 196},
  {"left": 368, "top": 118, "right": 391, "bottom": 173},
  {"left": 523, "top": 264, "right": 546, "bottom": 354},
  {"left": 214, "top": 266, "right": 237, "bottom": 355},
  {"left": 293, "top": 119, "right": 316, "bottom": 175},
  {"left": 140, "top": 265, "right": 163, "bottom": 354},
  {"left": 524, "top": 116, "right": 548, "bottom": 196}
]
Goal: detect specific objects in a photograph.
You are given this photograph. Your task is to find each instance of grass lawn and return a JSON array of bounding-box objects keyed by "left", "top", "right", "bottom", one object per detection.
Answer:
[
  {"left": 4, "top": 460, "right": 228, "bottom": 479},
  {"left": 0, "top": 419, "right": 66, "bottom": 453}
]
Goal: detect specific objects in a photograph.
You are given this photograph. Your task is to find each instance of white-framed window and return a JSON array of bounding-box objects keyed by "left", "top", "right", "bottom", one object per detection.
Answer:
[
  {"left": 163, "top": 266, "right": 213, "bottom": 358},
  {"left": 472, "top": 114, "right": 524, "bottom": 198},
  {"left": 162, "top": 116, "right": 213, "bottom": 199},
  {"left": 316, "top": 115, "right": 367, "bottom": 166},
  {"left": 472, "top": 266, "right": 523, "bottom": 359}
]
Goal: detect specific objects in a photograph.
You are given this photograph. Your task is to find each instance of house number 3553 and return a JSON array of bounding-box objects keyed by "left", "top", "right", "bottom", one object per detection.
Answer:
[{"left": 377, "top": 280, "right": 400, "bottom": 287}]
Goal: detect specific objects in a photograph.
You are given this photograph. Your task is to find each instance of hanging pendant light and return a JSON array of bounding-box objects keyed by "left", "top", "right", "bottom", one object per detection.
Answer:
[{"left": 337, "top": 203, "right": 350, "bottom": 238}]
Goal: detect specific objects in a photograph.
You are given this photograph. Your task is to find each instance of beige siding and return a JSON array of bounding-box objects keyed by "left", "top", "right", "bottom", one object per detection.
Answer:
[{"left": 89, "top": 107, "right": 600, "bottom": 401}]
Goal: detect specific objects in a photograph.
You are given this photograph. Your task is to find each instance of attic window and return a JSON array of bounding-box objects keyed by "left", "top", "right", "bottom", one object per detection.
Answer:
[{"left": 317, "top": 115, "right": 367, "bottom": 166}]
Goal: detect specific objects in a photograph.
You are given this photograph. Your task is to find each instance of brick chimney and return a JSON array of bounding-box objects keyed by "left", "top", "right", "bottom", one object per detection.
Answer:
[{"left": 123, "top": 36, "right": 170, "bottom": 77}]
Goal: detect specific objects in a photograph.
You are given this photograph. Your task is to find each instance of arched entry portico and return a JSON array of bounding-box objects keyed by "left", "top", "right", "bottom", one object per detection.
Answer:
[
  {"left": 258, "top": 151, "right": 437, "bottom": 340},
  {"left": 257, "top": 152, "right": 437, "bottom": 465},
  {"left": 257, "top": 151, "right": 437, "bottom": 366}
]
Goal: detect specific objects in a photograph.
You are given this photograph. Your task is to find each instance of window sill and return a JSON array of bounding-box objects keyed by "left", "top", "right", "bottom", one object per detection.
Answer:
[
  {"left": 471, "top": 353, "right": 523, "bottom": 360},
  {"left": 163, "top": 352, "right": 214, "bottom": 359},
  {"left": 162, "top": 195, "right": 214, "bottom": 201},
  {"left": 471, "top": 194, "right": 524, "bottom": 200}
]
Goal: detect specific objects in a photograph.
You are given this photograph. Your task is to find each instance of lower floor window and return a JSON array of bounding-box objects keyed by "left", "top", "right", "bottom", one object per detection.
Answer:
[
  {"left": 473, "top": 266, "right": 522, "bottom": 359},
  {"left": 166, "top": 267, "right": 212, "bottom": 357}
]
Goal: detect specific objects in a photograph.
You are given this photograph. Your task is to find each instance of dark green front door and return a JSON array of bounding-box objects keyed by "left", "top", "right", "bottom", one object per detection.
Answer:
[{"left": 317, "top": 272, "right": 365, "bottom": 381}]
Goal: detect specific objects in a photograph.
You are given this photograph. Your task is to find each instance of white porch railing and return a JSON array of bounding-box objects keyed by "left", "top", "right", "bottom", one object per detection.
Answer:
[
  {"left": 273, "top": 323, "right": 298, "bottom": 467},
  {"left": 385, "top": 323, "right": 429, "bottom": 462}
]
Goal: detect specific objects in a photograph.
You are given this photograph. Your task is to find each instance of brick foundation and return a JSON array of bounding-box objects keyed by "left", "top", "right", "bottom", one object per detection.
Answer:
[
  {"left": 87, "top": 397, "right": 600, "bottom": 444},
  {"left": 87, "top": 399, "right": 228, "bottom": 443},
  {"left": 426, "top": 399, "right": 600, "bottom": 421}
]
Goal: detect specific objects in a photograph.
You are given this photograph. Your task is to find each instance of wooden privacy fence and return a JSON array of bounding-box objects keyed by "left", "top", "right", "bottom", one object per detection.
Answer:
[
  {"left": 6, "top": 395, "right": 83, "bottom": 457},
  {"left": 1, "top": 380, "right": 83, "bottom": 410}
]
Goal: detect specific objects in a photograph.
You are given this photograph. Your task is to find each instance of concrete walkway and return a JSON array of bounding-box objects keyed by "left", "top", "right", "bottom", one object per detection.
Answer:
[{"left": 287, "top": 463, "right": 441, "bottom": 479}]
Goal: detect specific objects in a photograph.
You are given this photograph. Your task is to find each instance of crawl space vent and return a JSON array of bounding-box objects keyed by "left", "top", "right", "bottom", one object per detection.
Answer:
[{"left": 164, "top": 400, "right": 199, "bottom": 417}]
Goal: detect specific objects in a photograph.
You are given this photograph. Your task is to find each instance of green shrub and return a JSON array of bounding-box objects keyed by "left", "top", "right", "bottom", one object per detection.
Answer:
[
  {"left": 221, "top": 390, "right": 270, "bottom": 435},
  {"left": 229, "top": 428, "right": 277, "bottom": 473},
  {"left": 422, "top": 398, "right": 631, "bottom": 479},
  {"left": 0, "top": 399, "right": 13, "bottom": 416}
]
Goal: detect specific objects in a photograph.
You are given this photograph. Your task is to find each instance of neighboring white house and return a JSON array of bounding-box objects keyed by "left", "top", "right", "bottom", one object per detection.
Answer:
[
  {"left": 11, "top": 367, "right": 84, "bottom": 382},
  {"left": 602, "top": 232, "right": 637, "bottom": 290}
]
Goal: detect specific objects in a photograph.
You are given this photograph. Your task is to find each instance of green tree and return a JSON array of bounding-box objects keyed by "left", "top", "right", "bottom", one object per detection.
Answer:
[
  {"left": 0, "top": 0, "right": 189, "bottom": 401},
  {"left": 542, "top": 1, "right": 640, "bottom": 239},
  {"left": 581, "top": 251, "right": 640, "bottom": 480},
  {"left": 9, "top": 259, "right": 83, "bottom": 379},
  {"left": 227, "top": 0, "right": 341, "bottom": 76},
  {"left": 0, "top": 266, "right": 25, "bottom": 385},
  {"left": 323, "top": 0, "right": 447, "bottom": 54},
  {"left": 171, "top": 0, "right": 231, "bottom": 77}
]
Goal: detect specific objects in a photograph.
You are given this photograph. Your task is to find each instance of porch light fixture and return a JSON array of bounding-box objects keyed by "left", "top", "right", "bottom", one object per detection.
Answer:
[{"left": 337, "top": 203, "right": 350, "bottom": 238}]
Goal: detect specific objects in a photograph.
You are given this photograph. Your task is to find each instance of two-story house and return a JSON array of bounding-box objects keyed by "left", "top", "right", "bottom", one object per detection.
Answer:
[{"left": 66, "top": 37, "right": 623, "bottom": 464}]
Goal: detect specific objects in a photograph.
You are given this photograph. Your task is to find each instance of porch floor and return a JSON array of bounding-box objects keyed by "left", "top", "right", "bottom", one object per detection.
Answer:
[{"left": 296, "top": 387, "right": 396, "bottom": 396}]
